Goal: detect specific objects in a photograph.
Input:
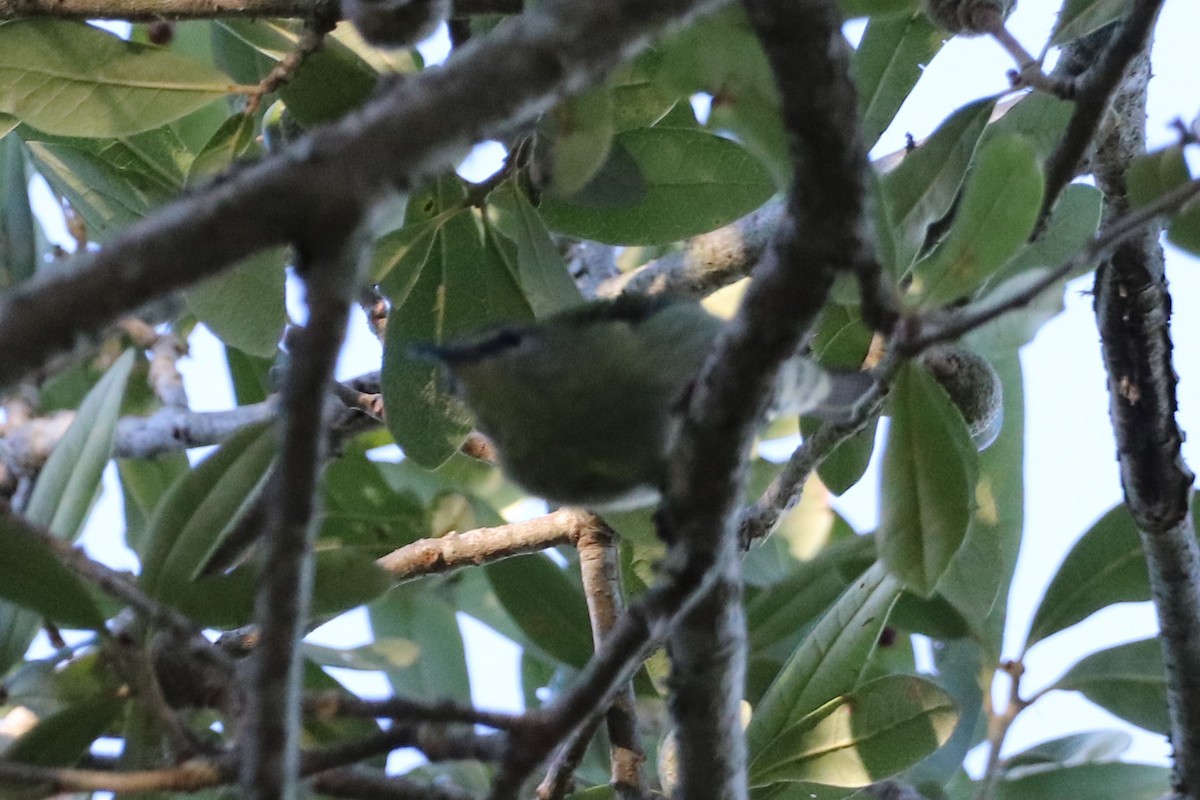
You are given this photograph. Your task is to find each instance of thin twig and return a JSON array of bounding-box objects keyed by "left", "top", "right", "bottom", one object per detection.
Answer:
[
  {"left": 304, "top": 691, "right": 521, "bottom": 731},
  {"left": 376, "top": 507, "right": 594, "bottom": 581}
]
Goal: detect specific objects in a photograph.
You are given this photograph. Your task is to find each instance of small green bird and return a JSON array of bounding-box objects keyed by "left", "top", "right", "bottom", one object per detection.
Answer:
[{"left": 422, "top": 295, "right": 869, "bottom": 510}]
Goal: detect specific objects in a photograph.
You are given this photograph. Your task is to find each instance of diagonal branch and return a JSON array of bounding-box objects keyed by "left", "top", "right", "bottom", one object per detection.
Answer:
[
  {"left": 1039, "top": 0, "right": 1166, "bottom": 225},
  {"left": 0, "top": 0, "right": 726, "bottom": 391}
]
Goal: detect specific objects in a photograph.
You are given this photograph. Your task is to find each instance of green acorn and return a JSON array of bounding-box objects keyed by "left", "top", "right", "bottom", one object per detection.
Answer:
[
  {"left": 920, "top": 344, "right": 1004, "bottom": 450},
  {"left": 923, "top": 0, "right": 1014, "bottom": 35}
]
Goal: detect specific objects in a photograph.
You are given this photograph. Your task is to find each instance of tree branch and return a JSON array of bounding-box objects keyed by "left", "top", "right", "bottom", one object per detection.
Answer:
[
  {"left": 0, "top": 0, "right": 725, "bottom": 391},
  {"left": 311, "top": 768, "right": 475, "bottom": 800},
  {"left": 375, "top": 507, "right": 594, "bottom": 581},
  {"left": 537, "top": 519, "right": 644, "bottom": 800},
  {"left": 0, "top": 0, "right": 518, "bottom": 21},
  {"left": 304, "top": 691, "right": 521, "bottom": 731},
  {"left": 1087, "top": 42, "right": 1199, "bottom": 794},
  {"left": 240, "top": 226, "right": 364, "bottom": 800},
  {"left": 1039, "top": 0, "right": 1167, "bottom": 225}
]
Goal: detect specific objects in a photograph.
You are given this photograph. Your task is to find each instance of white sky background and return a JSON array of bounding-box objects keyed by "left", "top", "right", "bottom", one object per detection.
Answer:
[{"left": 24, "top": 0, "right": 1200, "bottom": 777}]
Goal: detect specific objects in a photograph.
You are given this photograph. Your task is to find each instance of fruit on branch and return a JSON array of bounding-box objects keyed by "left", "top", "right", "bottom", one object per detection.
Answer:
[
  {"left": 345, "top": 0, "right": 451, "bottom": 48},
  {"left": 923, "top": 0, "right": 1013, "bottom": 35},
  {"left": 919, "top": 344, "right": 1004, "bottom": 450}
]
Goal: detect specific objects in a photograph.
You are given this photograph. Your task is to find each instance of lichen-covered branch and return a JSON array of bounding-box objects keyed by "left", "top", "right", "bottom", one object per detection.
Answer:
[{"left": 1089, "top": 42, "right": 1200, "bottom": 794}]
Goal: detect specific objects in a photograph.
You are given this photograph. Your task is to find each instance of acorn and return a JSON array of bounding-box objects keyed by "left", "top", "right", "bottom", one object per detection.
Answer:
[
  {"left": 923, "top": 0, "right": 1013, "bottom": 35},
  {"left": 919, "top": 344, "right": 1004, "bottom": 450}
]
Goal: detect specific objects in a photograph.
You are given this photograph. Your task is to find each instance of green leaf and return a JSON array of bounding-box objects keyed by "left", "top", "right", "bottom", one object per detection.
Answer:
[
  {"left": 995, "top": 762, "right": 1169, "bottom": 800},
  {"left": 883, "top": 97, "right": 995, "bottom": 274},
  {"left": 538, "top": 128, "right": 775, "bottom": 246},
  {"left": 212, "top": 20, "right": 376, "bottom": 125},
  {"left": 542, "top": 87, "right": 616, "bottom": 196},
  {"left": 0, "top": 514, "right": 104, "bottom": 630},
  {"left": 0, "top": 132, "right": 36, "bottom": 288},
  {"left": 1025, "top": 503, "right": 1146, "bottom": 648},
  {"left": 4, "top": 694, "right": 124, "bottom": 767},
  {"left": 186, "top": 111, "right": 262, "bottom": 182},
  {"left": 138, "top": 421, "right": 276, "bottom": 605},
  {"left": 487, "top": 182, "right": 583, "bottom": 317},
  {"left": 23, "top": 128, "right": 186, "bottom": 240},
  {"left": 380, "top": 177, "right": 534, "bottom": 468},
  {"left": 368, "top": 584, "right": 472, "bottom": 699},
  {"left": 990, "top": 184, "right": 1101, "bottom": 291},
  {"left": 609, "top": 48, "right": 677, "bottom": 131},
  {"left": 800, "top": 416, "right": 878, "bottom": 498},
  {"left": 1005, "top": 731, "right": 1131, "bottom": 774},
  {"left": 1054, "top": 637, "right": 1168, "bottom": 735},
  {"left": 1125, "top": 144, "right": 1200, "bottom": 256},
  {"left": 749, "top": 675, "right": 957, "bottom": 788},
  {"left": 911, "top": 135, "right": 1044, "bottom": 306},
  {"left": 0, "top": 20, "right": 231, "bottom": 137},
  {"left": 171, "top": 547, "right": 391, "bottom": 627},
  {"left": 25, "top": 349, "right": 135, "bottom": 536},
  {"left": 117, "top": 454, "right": 190, "bottom": 554},
  {"left": 184, "top": 247, "right": 288, "bottom": 358},
  {"left": 748, "top": 561, "right": 902, "bottom": 754},
  {"left": 852, "top": 13, "right": 944, "bottom": 150},
  {"left": 1051, "top": 0, "right": 1126, "bottom": 46},
  {"left": 486, "top": 553, "right": 593, "bottom": 668},
  {"left": 878, "top": 362, "right": 979, "bottom": 596},
  {"left": 319, "top": 455, "right": 428, "bottom": 554}
]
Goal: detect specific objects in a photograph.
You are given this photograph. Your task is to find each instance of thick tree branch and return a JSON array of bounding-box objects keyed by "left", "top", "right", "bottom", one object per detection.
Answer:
[
  {"left": 0, "top": 0, "right": 518, "bottom": 20},
  {"left": 240, "top": 227, "right": 364, "bottom": 800},
  {"left": 304, "top": 691, "right": 520, "bottom": 731},
  {"left": 1088, "top": 45, "right": 1199, "bottom": 795},
  {"left": 0, "top": 0, "right": 724, "bottom": 391}
]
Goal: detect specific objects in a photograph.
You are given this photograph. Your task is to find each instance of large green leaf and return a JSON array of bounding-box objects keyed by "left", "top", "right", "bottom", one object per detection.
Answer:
[
  {"left": 1024, "top": 503, "right": 1148, "bottom": 648},
  {"left": 995, "top": 763, "right": 1169, "bottom": 800},
  {"left": 0, "top": 514, "right": 104, "bottom": 630},
  {"left": 877, "top": 362, "right": 979, "bottom": 596},
  {"left": 749, "top": 675, "right": 957, "bottom": 788},
  {"left": 380, "top": 177, "right": 534, "bottom": 468},
  {"left": 852, "top": 13, "right": 944, "bottom": 150},
  {"left": 1051, "top": 0, "right": 1126, "bottom": 46},
  {"left": 1054, "top": 638, "right": 1168, "bottom": 735},
  {"left": 538, "top": 128, "right": 775, "bottom": 246},
  {"left": 25, "top": 349, "right": 135, "bottom": 536},
  {"left": 485, "top": 552, "right": 593, "bottom": 668},
  {"left": 487, "top": 182, "right": 583, "bottom": 317},
  {"left": 1005, "top": 730, "right": 1131, "bottom": 775},
  {"left": 367, "top": 584, "right": 472, "bottom": 700},
  {"left": 0, "top": 132, "right": 36, "bottom": 288},
  {"left": 748, "top": 561, "right": 902, "bottom": 753},
  {"left": 3, "top": 694, "right": 125, "bottom": 767},
  {"left": 0, "top": 350, "right": 133, "bottom": 667},
  {"left": 23, "top": 132, "right": 182, "bottom": 240},
  {"left": 841, "top": 0, "right": 917, "bottom": 16},
  {"left": 911, "top": 136, "right": 1044, "bottom": 306},
  {"left": 319, "top": 454, "right": 428, "bottom": 554},
  {"left": 883, "top": 97, "right": 995, "bottom": 275},
  {"left": 0, "top": 20, "right": 231, "bottom": 137},
  {"left": 138, "top": 421, "right": 276, "bottom": 605},
  {"left": 184, "top": 247, "right": 288, "bottom": 358},
  {"left": 168, "top": 548, "right": 392, "bottom": 627}
]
